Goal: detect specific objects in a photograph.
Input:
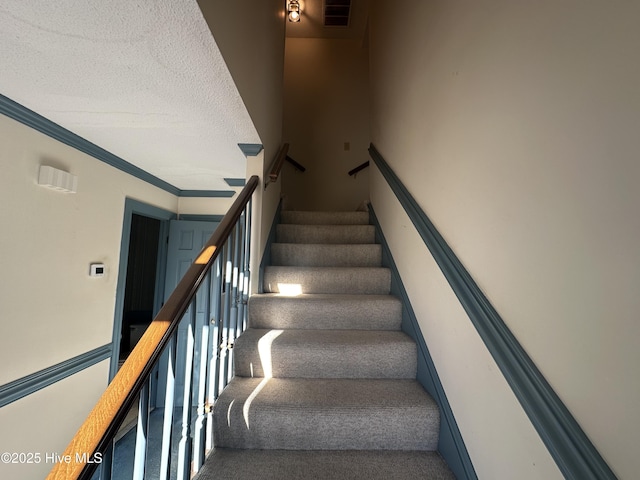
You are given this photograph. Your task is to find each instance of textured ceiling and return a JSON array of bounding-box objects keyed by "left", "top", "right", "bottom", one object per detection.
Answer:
[{"left": 0, "top": 0, "right": 260, "bottom": 191}]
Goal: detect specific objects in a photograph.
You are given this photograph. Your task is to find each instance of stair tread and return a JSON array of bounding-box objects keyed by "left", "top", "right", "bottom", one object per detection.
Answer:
[
  {"left": 196, "top": 449, "right": 455, "bottom": 480},
  {"left": 271, "top": 243, "right": 382, "bottom": 267},
  {"left": 264, "top": 266, "right": 391, "bottom": 295},
  {"left": 237, "top": 328, "right": 414, "bottom": 346},
  {"left": 214, "top": 377, "right": 439, "bottom": 451},
  {"left": 217, "top": 377, "right": 436, "bottom": 412},
  {"left": 249, "top": 294, "right": 402, "bottom": 330},
  {"left": 276, "top": 224, "right": 376, "bottom": 244},
  {"left": 221, "top": 377, "right": 437, "bottom": 409},
  {"left": 234, "top": 328, "right": 417, "bottom": 379},
  {"left": 209, "top": 211, "right": 446, "bottom": 466}
]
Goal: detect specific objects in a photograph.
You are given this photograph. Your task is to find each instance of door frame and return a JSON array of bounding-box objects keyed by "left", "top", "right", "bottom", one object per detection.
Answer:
[{"left": 109, "top": 198, "right": 176, "bottom": 380}]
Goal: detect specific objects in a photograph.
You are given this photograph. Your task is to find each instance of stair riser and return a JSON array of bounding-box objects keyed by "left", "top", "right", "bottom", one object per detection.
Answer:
[
  {"left": 248, "top": 295, "right": 402, "bottom": 331},
  {"left": 210, "top": 210, "right": 443, "bottom": 466},
  {"left": 271, "top": 243, "right": 382, "bottom": 267},
  {"left": 276, "top": 225, "right": 376, "bottom": 244},
  {"left": 199, "top": 450, "right": 456, "bottom": 480},
  {"left": 234, "top": 332, "right": 417, "bottom": 379},
  {"left": 264, "top": 267, "right": 391, "bottom": 295},
  {"left": 280, "top": 211, "right": 370, "bottom": 225},
  {"left": 215, "top": 408, "right": 438, "bottom": 451}
]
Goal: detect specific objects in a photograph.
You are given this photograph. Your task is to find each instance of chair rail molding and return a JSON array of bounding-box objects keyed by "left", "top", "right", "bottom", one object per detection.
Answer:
[
  {"left": 0, "top": 93, "right": 244, "bottom": 198},
  {"left": 0, "top": 344, "right": 112, "bottom": 408}
]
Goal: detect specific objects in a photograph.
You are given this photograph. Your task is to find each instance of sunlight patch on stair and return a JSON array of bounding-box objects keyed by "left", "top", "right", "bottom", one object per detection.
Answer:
[
  {"left": 241, "top": 378, "right": 268, "bottom": 430},
  {"left": 242, "top": 329, "right": 283, "bottom": 428},
  {"left": 226, "top": 399, "right": 235, "bottom": 427},
  {"left": 277, "top": 283, "right": 303, "bottom": 296},
  {"left": 259, "top": 329, "right": 282, "bottom": 378}
]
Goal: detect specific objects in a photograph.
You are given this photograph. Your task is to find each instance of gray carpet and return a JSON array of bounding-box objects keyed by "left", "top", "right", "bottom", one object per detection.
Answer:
[
  {"left": 204, "top": 211, "right": 454, "bottom": 478},
  {"left": 263, "top": 266, "right": 391, "bottom": 295},
  {"left": 280, "top": 210, "right": 370, "bottom": 225},
  {"left": 213, "top": 378, "right": 439, "bottom": 450},
  {"left": 248, "top": 294, "right": 402, "bottom": 330},
  {"left": 276, "top": 224, "right": 376, "bottom": 244},
  {"left": 233, "top": 329, "right": 417, "bottom": 378},
  {"left": 195, "top": 449, "right": 455, "bottom": 480},
  {"left": 271, "top": 243, "right": 382, "bottom": 267}
]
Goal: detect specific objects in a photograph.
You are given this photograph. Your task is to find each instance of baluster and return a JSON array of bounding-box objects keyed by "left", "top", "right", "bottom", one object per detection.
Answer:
[
  {"left": 132, "top": 381, "right": 150, "bottom": 479},
  {"left": 192, "top": 271, "right": 212, "bottom": 473},
  {"left": 207, "top": 256, "right": 223, "bottom": 453},
  {"left": 227, "top": 222, "right": 240, "bottom": 379},
  {"left": 215, "top": 248, "right": 227, "bottom": 397},
  {"left": 96, "top": 441, "right": 112, "bottom": 480},
  {"left": 177, "top": 300, "right": 197, "bottom": 480},
  {"left": 210, "top": 256, "right": 223, "bottom": 401},
  {"left": 243, "top": 201, "right": 253, "bottom": 331},
  {"left": 220, "top": 241, "right": 233, "bottom": 388},
  {"left": 236, "top": 268, "right": 246, "bottom": 337},
  {"left": 236, "top": 211, "right": 248, "bottom": 335},
  {"left": 159, "top": 334, "right": 177, "bottom": 480}
]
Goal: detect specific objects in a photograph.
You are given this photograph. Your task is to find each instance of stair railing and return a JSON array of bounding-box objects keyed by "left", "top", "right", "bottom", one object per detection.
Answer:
[
  {"left": 266, "top": 142, "right": 289, "bottom": 186},
  {"left": 47, "top": 175, "right": 259, "bottom": 480},
  {"left": 348, "top": 160, "right": 370, "bottom": 177},
  {"left": 265, "top": 143, "right": 306, "bottom": 188},
  {"left": 284, "top": 154, "right": 306, "bottom": 174}
]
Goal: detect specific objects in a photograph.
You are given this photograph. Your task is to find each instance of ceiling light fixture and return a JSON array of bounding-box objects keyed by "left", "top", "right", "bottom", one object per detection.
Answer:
[{"left": 288, "top": 0, "right": 301, "bottom": 22}]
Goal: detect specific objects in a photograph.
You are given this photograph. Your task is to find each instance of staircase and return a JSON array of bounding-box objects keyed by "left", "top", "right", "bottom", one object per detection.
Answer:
[{"left": 196, "top": 211, "right": 455, "bottom": 479}]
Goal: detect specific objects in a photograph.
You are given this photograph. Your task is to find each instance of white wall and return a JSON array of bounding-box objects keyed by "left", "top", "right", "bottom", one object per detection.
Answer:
[
  {"left": 197, "top": 0, "right": 286, "bottom": 271},
  {"left": 0, "top": 361, "right": 109, "bottom": 480},
  {"left": 0, "top": 114, "right": 178, "bottom": 474},
  {"left": 0, "top": 115, "right": 178, "bottom": 382},
  {"left": 369, "top": 1, "right": 640, "bottom": 478},
  {"left": 282, "top": 38, "right": 370, "bottom": 211},
  {"left": 198, "top": 0, "right": 285, "bottom": 166},
  {"left": 0, "top": 1, "right": 286, "bottom": 460}
]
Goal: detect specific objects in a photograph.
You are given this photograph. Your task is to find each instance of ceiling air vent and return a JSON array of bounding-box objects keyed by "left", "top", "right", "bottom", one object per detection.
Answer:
[{"left": 324, "top": 0, "right": 351, "bottom": 27}]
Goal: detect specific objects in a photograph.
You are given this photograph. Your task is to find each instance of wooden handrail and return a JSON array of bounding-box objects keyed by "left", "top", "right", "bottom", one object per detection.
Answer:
[
  {"left": 348, "top": 161, "right": 370, "bottom": 176},
  {"left": 267, "top": 143, "right": 289, "bottom": 183},
  {"left": 285, "top": 155, "right": 306, "bottom": 173},
  {"left": 47, "top": 175, "right": 259, "bottom": 480}
]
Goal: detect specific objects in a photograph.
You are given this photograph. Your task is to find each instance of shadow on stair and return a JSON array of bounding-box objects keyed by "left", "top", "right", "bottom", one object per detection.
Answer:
[{"left": 195, "top": 211, "right": 455, "bottom": 480}]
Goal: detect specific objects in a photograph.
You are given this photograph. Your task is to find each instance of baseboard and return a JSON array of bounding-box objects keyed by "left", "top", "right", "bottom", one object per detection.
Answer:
[
  {"left": 258, "top": 198, "right": 283, "bottom": 294},
  {"left": 370, "top": 207, "right": 478, "bottom": 480}
]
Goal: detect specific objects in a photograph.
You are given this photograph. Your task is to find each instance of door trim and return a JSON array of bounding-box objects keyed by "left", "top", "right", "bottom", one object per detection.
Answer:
[{"left": 110, "top": 198, "right": 175, "bottom": 380}]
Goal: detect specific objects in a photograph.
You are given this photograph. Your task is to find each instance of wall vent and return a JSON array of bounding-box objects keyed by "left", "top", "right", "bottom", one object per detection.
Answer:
[{"left": 324, "top": 0, "right": 351, "bottom": 27}]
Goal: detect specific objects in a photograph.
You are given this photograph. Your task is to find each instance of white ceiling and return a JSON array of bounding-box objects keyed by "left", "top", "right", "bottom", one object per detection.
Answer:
[{"left": 0, "top": 0, "right": 261, "bottom": 191}]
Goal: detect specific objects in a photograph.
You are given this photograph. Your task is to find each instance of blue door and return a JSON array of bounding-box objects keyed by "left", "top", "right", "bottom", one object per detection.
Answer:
[{"left": 156, "top": 219, "right": 219, "bottom": 407}]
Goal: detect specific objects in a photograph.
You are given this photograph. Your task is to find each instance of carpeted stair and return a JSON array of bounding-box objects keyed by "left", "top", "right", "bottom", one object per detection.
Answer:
[{"left": 197, "top": 211, "right": 455, "bottom": 479}]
